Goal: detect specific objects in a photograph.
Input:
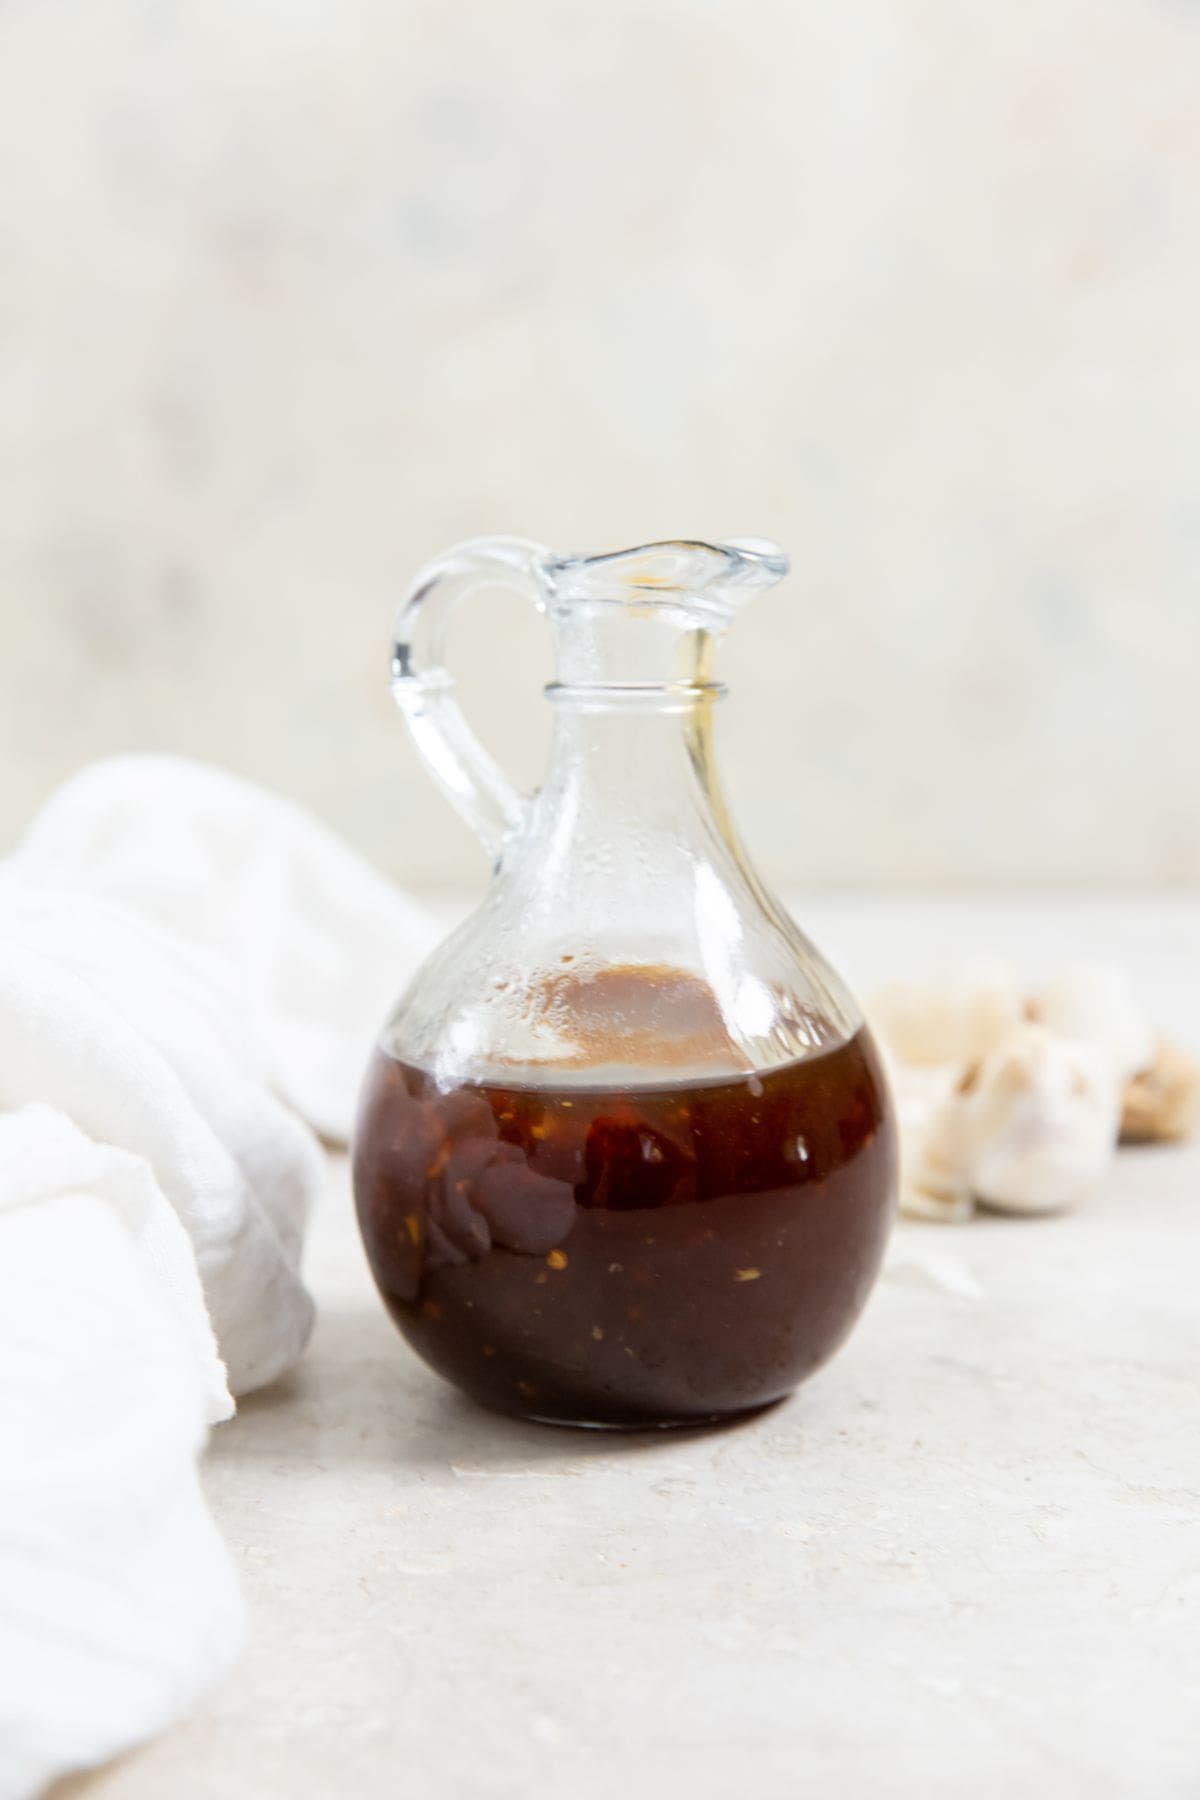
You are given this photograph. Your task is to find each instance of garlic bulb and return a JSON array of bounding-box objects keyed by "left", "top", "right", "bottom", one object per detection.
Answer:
[
  {"left": 958, "top": 1025, "right": 1122, "bottom": 1215},
  {"left": 1029, "top": 963, "right": 1155, "bottom": 1085},
  {"left": 868, "top": 962, "right": 1022, "bottom": 1071},
  {"left": 876, "top": 959, "right": 1194, "bottom": 1223},
  {"left": 1122, "top": 1039, "right": 1200, "bottom": 1143}
]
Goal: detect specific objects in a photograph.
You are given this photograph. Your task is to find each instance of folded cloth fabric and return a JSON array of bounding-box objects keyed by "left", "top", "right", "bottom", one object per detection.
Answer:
[
  {"left": 0, "top": 1109, "right": 243, "bottom": 1800},
  {"left": 8, "top": 754, "right": 441, "bottom": 1140},
  {"left": 0, "top": 756, "right": 441, "bottom": 1799}
]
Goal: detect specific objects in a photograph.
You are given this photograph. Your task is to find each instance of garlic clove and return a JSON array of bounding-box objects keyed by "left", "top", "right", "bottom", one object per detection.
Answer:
[
  {"left": 1121, "top": 1038, "right": 1200, "bottom": 1144},
  {"left": 899, "top": 1088, "right": 975, "bottom": 1223},
  {"left": 898, "top": 1186, "right": 975, "bottom": 1225},
  {"left": 880, "top": 1048, "right": 972, "bottom": 1222}
]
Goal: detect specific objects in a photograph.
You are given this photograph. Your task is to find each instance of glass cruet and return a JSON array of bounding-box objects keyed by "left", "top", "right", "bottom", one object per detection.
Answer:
[{"left": 354, "top": 536, "right": 897, "bottom": 1428}]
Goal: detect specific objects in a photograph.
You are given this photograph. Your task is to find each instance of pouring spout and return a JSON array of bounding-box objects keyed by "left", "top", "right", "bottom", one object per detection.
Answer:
[
  {"left": 548, "top": 538, "right": 788, "bottom": 616},
  {"left": 543, "top": 538, "right": 788, "bottom": 698}
]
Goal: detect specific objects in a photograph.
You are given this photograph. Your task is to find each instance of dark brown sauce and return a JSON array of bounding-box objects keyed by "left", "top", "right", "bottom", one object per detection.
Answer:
[{"left": 354, "top": 1029, "right": 896, "bottom": 1428}]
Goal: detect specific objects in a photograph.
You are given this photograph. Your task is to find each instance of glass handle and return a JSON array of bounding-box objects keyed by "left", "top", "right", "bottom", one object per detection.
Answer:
[{"left": 390, "top": 535, "right": 552, "bottom": 861}]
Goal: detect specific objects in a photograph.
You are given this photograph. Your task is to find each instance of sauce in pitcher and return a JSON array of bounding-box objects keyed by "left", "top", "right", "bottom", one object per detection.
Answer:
[{"left": 355, "top": 983, "right": 895, "bottom": 1427}]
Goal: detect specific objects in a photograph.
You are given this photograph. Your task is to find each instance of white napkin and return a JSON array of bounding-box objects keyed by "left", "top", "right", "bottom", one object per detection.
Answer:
[
  {"left": 0, "top": 1109, "right": 243, "bottom": 1799},
  {"left": 0, "top": 756, "right": 441, "bottom": 1799},
  {"left": 9, "top": 754, "right": 441, "bottom": 1140}
]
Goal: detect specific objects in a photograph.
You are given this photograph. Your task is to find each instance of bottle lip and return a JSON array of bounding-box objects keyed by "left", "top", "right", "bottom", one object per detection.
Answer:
[
  {"left": 547, "top": 538, "right": 789, "bottom": 608},
  {"left": 544, "top": 679, "right": 728, "bottom": 712}
]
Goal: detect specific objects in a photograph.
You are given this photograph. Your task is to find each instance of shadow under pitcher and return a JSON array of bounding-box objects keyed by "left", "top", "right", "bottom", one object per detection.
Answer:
[{"left": 354, "top": 536, "right": 897, "bottom": 1429}]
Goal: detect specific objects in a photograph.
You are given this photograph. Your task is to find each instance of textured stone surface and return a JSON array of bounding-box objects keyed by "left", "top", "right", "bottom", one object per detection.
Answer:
[
  {"left": 58, "top": 900, "right": 1200, "bottom": 1799},
  {"left": 2, "top": 2, "right": 1199, "bottom": 887}
]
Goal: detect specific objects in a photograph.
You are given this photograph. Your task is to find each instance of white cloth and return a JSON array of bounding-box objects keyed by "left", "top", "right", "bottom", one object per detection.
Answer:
[
  {"left": 0, "top": 1110, "right": 243, "bottom": 1799},
  {"left": 0, "top": 756, "right": 441, "bottom": 1799},
  {"left": 9, "top": 754, "right": 440, "bottom": 1141}
]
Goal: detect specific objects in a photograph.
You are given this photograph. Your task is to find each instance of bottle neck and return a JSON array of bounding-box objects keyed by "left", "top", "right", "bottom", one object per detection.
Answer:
[
  {"left": 515, "top": 691, "right": 728, "bottom": 895},
  {"left": 547, "top": 602, "right": 724, "bottom": 701},
  {"left": 495, "top": 611, "right": 745, "bottom": 931}
]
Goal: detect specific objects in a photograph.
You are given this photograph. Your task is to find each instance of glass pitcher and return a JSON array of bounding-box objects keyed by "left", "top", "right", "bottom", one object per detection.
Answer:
[{"left": 354, "top": 536, "right": 896, "bottom": 1429}]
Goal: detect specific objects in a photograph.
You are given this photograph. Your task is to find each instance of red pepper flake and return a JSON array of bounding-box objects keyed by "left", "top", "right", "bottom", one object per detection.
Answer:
[
  {"left": 403, "top": 1213, "right": 421, "bottom": 1246},
  {"left": 546, "top": 1248, "right": 568, "bottom": 1271}
]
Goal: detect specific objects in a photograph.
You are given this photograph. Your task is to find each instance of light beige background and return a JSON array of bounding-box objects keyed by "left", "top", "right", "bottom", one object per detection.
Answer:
[{"left": 1, "top": 0, "right": 1197, "bottom": 890}]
